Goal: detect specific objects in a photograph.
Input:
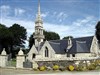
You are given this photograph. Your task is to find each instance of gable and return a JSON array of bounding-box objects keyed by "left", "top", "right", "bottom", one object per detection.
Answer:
[
  {"left": 39, "top": 41, "right": 55, "bottom": 58},
  {"left": 28, "top": 44, "right": 38, "bottom": 54}
]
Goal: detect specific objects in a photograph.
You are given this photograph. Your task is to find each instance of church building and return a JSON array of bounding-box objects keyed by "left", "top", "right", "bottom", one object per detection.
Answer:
[{"left": 27, "top": 0, "right": 100, "bottom": 63}]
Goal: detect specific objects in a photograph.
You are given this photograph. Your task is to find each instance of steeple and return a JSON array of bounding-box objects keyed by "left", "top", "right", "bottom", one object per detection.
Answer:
[
  {"left": 35, "top": 0, "right": 43, "bottom": 24},
  {"left": 34, "top": 0, "right": 44, "bottom": 47},
  {"left": 38, "top": 0, "right": 41, "bottom": 16}
]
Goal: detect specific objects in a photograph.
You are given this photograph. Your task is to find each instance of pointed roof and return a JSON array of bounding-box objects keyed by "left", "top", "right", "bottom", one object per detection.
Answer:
[
  {"left": 35, "top": 0, "right": 43, "bottom": 23},
  {"left": 18, "top": 48, "right": 24, "bottom": 55},
  {"left": 38, "top": 0, "right": 41, "bottom": 16}
]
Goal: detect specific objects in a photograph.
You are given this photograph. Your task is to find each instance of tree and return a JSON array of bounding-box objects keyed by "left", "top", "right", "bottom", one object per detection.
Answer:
[
  {"left": 62, "top": 36, "right": 73, "bottom": 40},
  {"left": 0, "top": 24, "right": 12, "bottom": 54},
  {"left": 9, "top": 23, "right": 27, "bottom": 57},
  {"left": 44, "top": 30, "right": 60, "bottom": 41},
  {"left": 96, "top": 21, "right": 100, "bottom": 43},
  {"left": 29, "top": 30, "right": 60, "bottom": 49},
  {"left": 0, "top": 23, "right": 27, "bottom": 58},
  {"left": 29, "top": 34, "right": 35, "bottom": 49}
]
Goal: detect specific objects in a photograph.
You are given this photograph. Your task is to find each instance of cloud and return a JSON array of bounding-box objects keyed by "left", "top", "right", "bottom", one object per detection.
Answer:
[
  {"left": 41, "top": 12, "right": 49, "bottom": 18},
  {"left": 0, "top": 5, "right": 26, "bottom": 19},
  {"left": 73, "top": 16, "right": 95, "bottom": 26},
  {"left": 0, "top": 15, "right": 97, "bottom": 47},
  {"left": 0, "top": 5, "right": 11, "bottom": 16},
  {"left": 57, "top": 12, "right": 68, "bottom": 22},
  {"left": 0, "top": 5, "right": 10, "bottom": 10},
  {"left": 15, "top": 8, "right": 25, "bottom": 16},
  {"left": 0, "top": 16, "right": 97, "bottom": 38}
]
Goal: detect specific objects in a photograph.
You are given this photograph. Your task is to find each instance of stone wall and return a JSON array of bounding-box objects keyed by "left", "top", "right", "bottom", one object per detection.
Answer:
[{"left": 75, "top": 53, "right": 91, "bottom": 57}]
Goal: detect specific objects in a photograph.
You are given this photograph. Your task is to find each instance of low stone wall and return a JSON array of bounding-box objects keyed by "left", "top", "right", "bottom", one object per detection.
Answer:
[{"left": 34, "top": 57, "right": 99, "bottom": 61}]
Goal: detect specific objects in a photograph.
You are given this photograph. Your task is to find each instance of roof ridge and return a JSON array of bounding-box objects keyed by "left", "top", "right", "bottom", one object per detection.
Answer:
[
  {"left": 72, "top": 36, "right": 93, "bottom": 40},
  {"left": 49, "top": 41, "right": 60, "bottom": 44}
]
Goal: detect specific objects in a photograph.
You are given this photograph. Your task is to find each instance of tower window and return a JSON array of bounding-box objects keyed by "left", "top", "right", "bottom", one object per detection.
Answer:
[{"left": 45, "top": 47, "right": 49, "bottom": 57}]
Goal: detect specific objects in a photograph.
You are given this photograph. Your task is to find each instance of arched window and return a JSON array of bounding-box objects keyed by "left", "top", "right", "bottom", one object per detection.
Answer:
[
  {"left": 32, "top": 53, "right": 36, "bottom": 59},
  {"left": 45, "top": 47, "right": 49, "bottom": 57}
]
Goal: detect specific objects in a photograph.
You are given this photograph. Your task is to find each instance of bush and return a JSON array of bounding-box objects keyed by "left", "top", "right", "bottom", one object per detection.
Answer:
[
  {"left": 53, "top": 65, "right": 59, "bottom": 70},
  {"left": 68, "top": 65, "right": 74, "bottom": 71},
  {"left": 88, "top": 64, "right": 96, "bottom": 70},
  {"left": 76, "top": 65, "right": 87, "bottom": 71},
  {"left": 39, "top": 66, "right": 46, "bottom": 71}
]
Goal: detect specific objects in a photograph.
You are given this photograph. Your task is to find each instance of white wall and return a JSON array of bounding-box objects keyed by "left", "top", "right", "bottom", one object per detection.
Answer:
[
  {"left": 75, "top": 53, "right": 91, "bottom": 57},
  {"left": 39, "top": 41, "right": 55, "bottom": 58},
  {"left": 0, "top": 55, "right": 8, "bottom": 67},
  {"left": 55, "top": 54, "right": 66, "bottom": 58},
  {"left": 16, "top": 55, "right": 25, "bottom": 68}
]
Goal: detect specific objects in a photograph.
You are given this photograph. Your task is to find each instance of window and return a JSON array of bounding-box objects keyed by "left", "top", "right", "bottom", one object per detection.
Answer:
[
  {"left": 32, "top": 53, "right": 36, "bottom": 59},
  {"left": 72, "top": 54, "right": 75, "bottom": 57},
  {"left": 45, "top": 47, "right": 49, "bottom": 57}
]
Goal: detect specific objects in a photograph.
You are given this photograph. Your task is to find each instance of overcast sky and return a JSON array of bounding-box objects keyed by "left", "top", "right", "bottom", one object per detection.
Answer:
[{"left": 0, "top": 0, "right": 100, "bottom": 47}]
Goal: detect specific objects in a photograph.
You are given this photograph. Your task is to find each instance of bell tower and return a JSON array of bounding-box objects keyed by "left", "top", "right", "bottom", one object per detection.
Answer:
[{"left": 34, "top": 0, "right": 44, "bottom": 47}]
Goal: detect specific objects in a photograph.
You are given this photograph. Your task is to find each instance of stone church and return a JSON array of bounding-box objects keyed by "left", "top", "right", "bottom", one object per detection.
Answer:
[
  {"left": 27, "top": 1, "right": 100, "bottom": 64},
  {"left": 0, "top": 0, "right": 99, "bottom": 69}
]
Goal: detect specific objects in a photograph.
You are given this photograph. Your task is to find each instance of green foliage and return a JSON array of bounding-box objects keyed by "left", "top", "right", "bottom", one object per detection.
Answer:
[
  {"left": 96, "top": 21, "right": 100, "bottom": 43},
  {"left": 0, "top": 23, "right": 27, "bottom": 58},
  {"left": 87, "top": 63, "right": 96, "bottom": 70},
  {"left": 29, "top": 30, "right": 60, "bottom": 48},
  {"left": 9, "top": 23, "right": 27, "bottom": 46},
  {"left": 76, "top": 65, "right": 87, "bottom": 71},
  {"left": 44, "top": 30, "right": 60, "bottom": 41},
  {"left": 29, "top": 34, "right": 35, "bottom": 49},
  {"left": 63, "top": 36, "right": 73, "bottom": 40}
]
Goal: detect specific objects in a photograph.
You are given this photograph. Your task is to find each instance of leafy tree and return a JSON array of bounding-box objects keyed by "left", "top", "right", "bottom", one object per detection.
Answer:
[
  {"left": 29, "top": 34, "right": 35, "bottom": 49},
  {"left": 29, "top": 30, "right": 60, "bottom": 49},
  {"left": 62, "top": 36, "right": 73, "bottom": 40},
  {"left": 9, "top": 23, "right": 27, "bottom": 57},
  {"left": 0, "top": 23, "right": 27, "bottom": 58},
  {"left": 96, "top": 21, "right": 100, "bottom": 43},
  {"left": 44, "top": 30, "right": 60, "bottom": 41},
  {"left": 9, "top": 24, "right": 27, "bottom": 46},
  {"left": 0, "top": 24, "right": 12, "bottom": 54}
]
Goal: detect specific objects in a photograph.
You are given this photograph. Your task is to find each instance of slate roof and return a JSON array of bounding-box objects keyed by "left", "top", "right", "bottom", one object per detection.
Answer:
[
  {"left": 49, "top": 41, "right": 64, "bottom": 54},
  {"left": 49, "top": 40, "right": 68, "bottom": 54},
  {"left": 49, "top": 36, "right": 93, "bottom": 54},
  {"left": 68, "top": 36, "right": 93, "bottom": 53}
]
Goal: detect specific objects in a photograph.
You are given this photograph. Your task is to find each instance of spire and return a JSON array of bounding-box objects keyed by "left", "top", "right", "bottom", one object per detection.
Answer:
[
  {"left": 34, "top": 0, "right": 44, "bottom": 47},
  {"left": 38, "top": 0, "right": 41, "bottom": 16},
  {"left": 35, "top": 0, "right": 42, "bottom": 22}
]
